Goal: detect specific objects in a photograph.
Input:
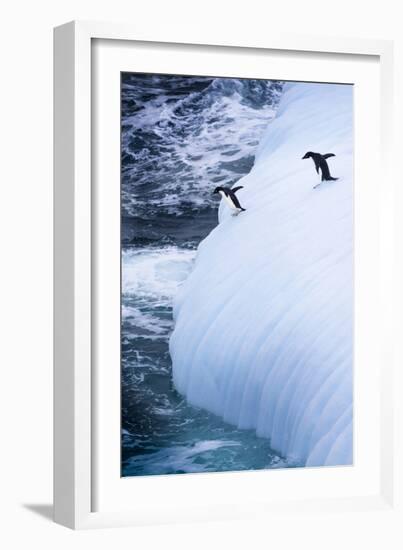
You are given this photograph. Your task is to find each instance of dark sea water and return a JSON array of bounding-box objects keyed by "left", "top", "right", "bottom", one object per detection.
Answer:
[{"left": 121, "top": 73, "right": 290, "bottom": 476}]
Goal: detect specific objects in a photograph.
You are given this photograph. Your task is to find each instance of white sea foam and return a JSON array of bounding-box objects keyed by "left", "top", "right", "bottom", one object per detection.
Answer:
[
  {"left": 122, "top": 76, "right": 282, "bottom": 215},
  {"left": 170, "top": 82, "right": 353, "bottom": 467},
  {"left": 122, "top": 305, "right": 171, "bottom": 335},
  {"left": 124, "top": 440, "right": 241, "bottom": 475},
  {"left": 122, "top": 247, "right": 196, "bottom": 300}
]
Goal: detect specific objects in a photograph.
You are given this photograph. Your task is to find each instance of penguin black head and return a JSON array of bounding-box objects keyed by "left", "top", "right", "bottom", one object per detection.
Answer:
[
  {"left": 302, "top": 152, "right": 313, "bottom": 160},
  {"left": 213, "top": 186, "right": 224, "bottom": 194}
]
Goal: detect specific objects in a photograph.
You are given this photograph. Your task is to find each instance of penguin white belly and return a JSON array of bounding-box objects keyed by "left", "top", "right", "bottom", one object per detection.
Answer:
[{"left": 219, "top": 190, "right": 237, "bottom": 210}]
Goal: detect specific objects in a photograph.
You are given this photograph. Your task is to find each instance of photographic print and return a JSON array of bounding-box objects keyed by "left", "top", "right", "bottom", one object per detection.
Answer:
[{"left": 121, "top": 73, "right": 353, "bottom": 477}]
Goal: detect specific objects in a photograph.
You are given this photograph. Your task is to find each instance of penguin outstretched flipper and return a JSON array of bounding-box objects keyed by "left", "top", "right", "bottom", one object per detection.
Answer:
[{"left": 322, "top": 153, "right": 336, "bottom": 159}]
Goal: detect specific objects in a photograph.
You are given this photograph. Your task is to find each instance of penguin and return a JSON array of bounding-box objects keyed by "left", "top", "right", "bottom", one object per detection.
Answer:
[
  {"left": 302, "top": 151, "right": 338, "bottom": 189},
  {"left": 213, "top": 186, "right": 246, "bottom": 215}
]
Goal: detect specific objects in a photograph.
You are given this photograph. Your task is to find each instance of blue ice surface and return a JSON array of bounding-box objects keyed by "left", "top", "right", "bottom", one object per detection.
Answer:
[{"left": 170, "top": 82, "right": 353, "bottom": 467}]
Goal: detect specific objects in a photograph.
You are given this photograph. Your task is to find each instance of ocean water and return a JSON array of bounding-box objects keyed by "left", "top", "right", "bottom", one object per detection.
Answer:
[{"left": 121, "top": 73, "right": 293, "bottom": 476}]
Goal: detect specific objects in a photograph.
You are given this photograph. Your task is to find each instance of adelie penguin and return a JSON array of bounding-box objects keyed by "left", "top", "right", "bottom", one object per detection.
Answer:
[
  {"left": 213, "top": 186, "right": 246, "bottom": 215},
  {"left": 302, "top": 151, "right": 338, "bottom": 189}
]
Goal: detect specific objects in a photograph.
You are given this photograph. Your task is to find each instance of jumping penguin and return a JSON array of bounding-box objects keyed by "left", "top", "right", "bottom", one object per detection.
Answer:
[
  {"left": 213, "top": 186, "right": 246, "bottom": 215},
  {"left": 302, "top": 151, "right": 338, "bottom": 189}
]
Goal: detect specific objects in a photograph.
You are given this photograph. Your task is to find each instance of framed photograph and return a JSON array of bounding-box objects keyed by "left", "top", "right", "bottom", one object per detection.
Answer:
[{"left": 54, "top": 21, "right": 397, "bottom": 529}]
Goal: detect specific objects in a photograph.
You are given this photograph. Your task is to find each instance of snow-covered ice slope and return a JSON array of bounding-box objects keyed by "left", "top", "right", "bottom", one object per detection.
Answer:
[{"left": 169, "top": 83, "right": 353, "bottom": 467}]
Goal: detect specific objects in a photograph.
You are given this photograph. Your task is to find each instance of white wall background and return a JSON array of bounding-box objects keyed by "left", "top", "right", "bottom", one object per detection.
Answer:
[{"left": 0, "top": 0, "right": 401, "bottom": 548}]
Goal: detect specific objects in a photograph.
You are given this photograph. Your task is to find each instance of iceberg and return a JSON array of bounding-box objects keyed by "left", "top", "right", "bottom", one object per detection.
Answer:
[{"left": 169, "top": 82, "right": 353, "bottom": 467}]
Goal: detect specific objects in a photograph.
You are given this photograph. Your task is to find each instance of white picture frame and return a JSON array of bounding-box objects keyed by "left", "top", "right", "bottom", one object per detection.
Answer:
[{"left": 54, "top": 20, "right": 398, "bottom": 530}]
